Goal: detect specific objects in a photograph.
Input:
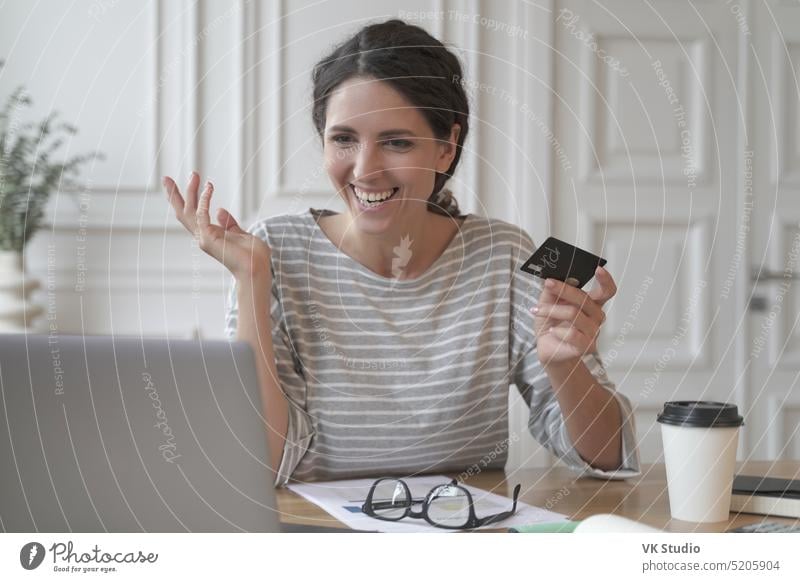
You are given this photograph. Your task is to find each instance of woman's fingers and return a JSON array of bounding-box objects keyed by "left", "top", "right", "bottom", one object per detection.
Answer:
[
  {"left": 541, "top": 278, "right": 606, "bottom": 322},
  {"left": 196, "top": 181, "right": 213, "bottom": 232},
  {"left": 185, "top": 171, "right": 201, "bottom": 211},
  {"left": 535, "top": 303, "right": 598, "bottom": 337},
  {"left": 162, "top": 177, "right": 185, "bottom": 214},
  {"left": 217, "top": 207, "right": 246, "bottom": 234},
  {"left": 544, "top": 325, "right": 593, "bottom": 352},
  {"left": 163, "top": 174, "right": 270, "bottom": 278},
  {"left": 587, "top": 266, "right": 617, "bottom": 306}
]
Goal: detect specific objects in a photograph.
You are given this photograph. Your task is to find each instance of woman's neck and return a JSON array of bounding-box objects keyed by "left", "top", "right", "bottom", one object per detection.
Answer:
[{"left": 318, "top": 210, "right": 465, "bottom": 280}]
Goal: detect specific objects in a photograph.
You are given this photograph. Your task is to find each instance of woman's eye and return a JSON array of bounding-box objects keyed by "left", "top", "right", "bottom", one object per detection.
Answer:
[
  {"left": 329, "top": 136, "right": 412, "bottom": 149},
  {"left": 381, "top": 139, "right": 413, "bottom": 149},
  {"left": 331, "top": 135, "right": 355, "bottom": 146}
]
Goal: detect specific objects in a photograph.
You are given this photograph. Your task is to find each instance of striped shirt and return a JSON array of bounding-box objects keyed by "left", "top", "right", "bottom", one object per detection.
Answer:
[{"left": 225, "top": 208, "right": 640, "bottom": 486}]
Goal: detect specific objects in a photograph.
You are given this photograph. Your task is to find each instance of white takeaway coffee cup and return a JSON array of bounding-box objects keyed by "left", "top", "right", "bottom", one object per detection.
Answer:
[{"left": 657, "top": 401, "right": 744, "bottom": 523}]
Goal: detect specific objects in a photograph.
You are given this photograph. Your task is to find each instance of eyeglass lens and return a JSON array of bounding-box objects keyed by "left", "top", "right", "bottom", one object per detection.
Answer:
[
  {"left": 427, "top": 483, "right": 470, "bottom": 528},
  {"left": 371, "top": 479, "right": 411, "bottom": 519}
]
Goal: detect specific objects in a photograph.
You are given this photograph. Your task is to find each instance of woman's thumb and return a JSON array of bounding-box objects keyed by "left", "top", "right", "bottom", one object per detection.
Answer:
[{"left": 217, "top": 208, "right": 246, "bottom": 234}]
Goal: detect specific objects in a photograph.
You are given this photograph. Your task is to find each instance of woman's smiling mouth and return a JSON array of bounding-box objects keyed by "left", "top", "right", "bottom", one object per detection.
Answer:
[{"left": 350, "top": 184, "right": 400, "bottom": 211}]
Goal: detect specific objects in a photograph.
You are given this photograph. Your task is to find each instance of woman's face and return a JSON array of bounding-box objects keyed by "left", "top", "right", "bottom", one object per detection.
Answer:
[{"left": 323, "top": 76, "right": 460, "bottom": 235}]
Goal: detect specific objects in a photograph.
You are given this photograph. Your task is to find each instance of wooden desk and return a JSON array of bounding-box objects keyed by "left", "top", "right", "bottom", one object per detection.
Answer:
[{"left": 277, "top": 461, "right": 800, "bottom": 532}]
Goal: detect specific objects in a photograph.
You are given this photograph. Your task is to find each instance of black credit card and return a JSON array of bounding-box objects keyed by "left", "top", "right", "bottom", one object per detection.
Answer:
[{"left": 519, "top": 236, "right": 607, "bottom": 289}]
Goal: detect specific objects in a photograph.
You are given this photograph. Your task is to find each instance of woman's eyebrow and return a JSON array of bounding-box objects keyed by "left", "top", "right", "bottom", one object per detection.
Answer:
[{"left": 327, "top": 125, "right": 417, "bottom": 138}]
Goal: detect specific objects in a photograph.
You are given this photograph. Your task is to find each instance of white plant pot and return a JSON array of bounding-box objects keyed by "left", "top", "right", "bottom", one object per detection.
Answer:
[{"left": 0, "top": 250, "right": 44, "bottom": 333}]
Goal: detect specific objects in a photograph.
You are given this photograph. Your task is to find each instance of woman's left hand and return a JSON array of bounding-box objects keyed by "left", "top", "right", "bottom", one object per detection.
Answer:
[{"left": 531, "top": 266, "right": 617, "bottom": 366}]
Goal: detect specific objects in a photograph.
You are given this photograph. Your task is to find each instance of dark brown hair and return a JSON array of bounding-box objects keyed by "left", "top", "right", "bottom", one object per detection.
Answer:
[{"left": 311, "top": 19, "right": 469, "bottom": 218}]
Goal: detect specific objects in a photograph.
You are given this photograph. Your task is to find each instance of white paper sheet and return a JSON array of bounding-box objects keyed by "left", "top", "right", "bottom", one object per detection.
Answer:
[{"left": 287, "top": 475, "right": 568, "bottom": 532}]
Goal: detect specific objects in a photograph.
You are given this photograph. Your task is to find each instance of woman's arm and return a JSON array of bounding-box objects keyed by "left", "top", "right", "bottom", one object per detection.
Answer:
[
  {"left": 235, "top": 272, "right": 289, "bottom": 473},
  {"left": 532, "top": 267, "right": 626, "bottom": 472},
  {"left": 163, "top": 172, "right": 289, "bottom": 474},
  {"left": 543, "top": 357, "right": 622, "bottom": 471}
]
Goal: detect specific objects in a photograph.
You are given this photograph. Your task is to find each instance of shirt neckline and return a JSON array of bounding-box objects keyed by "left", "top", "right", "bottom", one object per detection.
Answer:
[{"left": 307, "top": 208, "right": 472, "bottom": 287}]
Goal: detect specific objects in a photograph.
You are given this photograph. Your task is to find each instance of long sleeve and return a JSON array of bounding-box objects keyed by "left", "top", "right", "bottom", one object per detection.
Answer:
[
  {"left": 224, "top": 228, "right": 315, "bottom": 487},
  {"left": 508, "top": 233, "right": 641, "bottom": 479}
]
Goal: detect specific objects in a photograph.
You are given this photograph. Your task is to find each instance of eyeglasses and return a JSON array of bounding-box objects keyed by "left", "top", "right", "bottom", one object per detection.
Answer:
[{"left": 361, "top": 477, "right": 521, "bottom": 530}]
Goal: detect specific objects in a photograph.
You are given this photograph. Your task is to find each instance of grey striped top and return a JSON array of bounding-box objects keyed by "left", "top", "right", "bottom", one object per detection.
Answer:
[{"left": 225, "top": 209, "right": 640, "bottom": 486}]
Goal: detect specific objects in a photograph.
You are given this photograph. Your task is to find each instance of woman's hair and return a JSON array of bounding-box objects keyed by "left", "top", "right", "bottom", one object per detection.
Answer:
[{"left": 311, "top": 19, "right": 469, "bottom": 218}]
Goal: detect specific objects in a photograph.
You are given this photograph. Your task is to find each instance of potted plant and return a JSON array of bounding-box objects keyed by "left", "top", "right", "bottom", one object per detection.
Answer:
[{"left": 0, "top": 59, "right": 102, "bottom": 332}]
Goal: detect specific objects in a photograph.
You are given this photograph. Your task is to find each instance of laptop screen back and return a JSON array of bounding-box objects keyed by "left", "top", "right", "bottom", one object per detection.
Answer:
[{"left": 0, "top": 334, "right": 279, "bottom": 532}]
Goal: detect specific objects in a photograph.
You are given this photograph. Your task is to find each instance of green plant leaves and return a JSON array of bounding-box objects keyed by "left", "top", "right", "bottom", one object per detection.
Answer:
[{"left": 0, "top": 68, "right": 103, "bottom": 251}]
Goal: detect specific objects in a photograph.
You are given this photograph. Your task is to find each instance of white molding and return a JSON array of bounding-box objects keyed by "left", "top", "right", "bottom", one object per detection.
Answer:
[
  {"left": 238, "top": 0, "right": 258, "bottom": 220},
  {"left": 766, "top": 398, "right": 800, "bottom": 460},
  {"left": 526, "top": 0, "right": 554, "bottom": 240},
  {"left": 241, "top": 0, "right": 285, "bottom": 219},
  {"left": 770, "top": 218, "right": 800, "bottom": 367},
  {"left": 270, "top": 0, "right": 285, "bottom": 206},
  {"left": 43, "top": 189, "right": 185, "bottom": 231},
  {"left": 466, "top": 0, "right": 481, "bottom": 215},
  {"left": 185, "top": 0, "right": 200, "bottom": 173},
  {"left": 512, "top": 0, "right": 527, "bottom": 230},
  {"left": 148, "top": 0, "right": 161, "bottom": 191},
  {"left": 440, "top": 0, "right": 483, "bottom": 216},
  {"left": 29, "top": 268, "right": 229, "bottom": 293},
  {"left": 432, "top": 0, "right": 445, "bottom": 39},
  {"left": 771, "top": 34, "right": 800, "bottom": 188},
  {"left": 579, "top": 34, "right": 711, "bottom": 186},
  {"left": 153, "top": 0, "right": 203, "bottom": 184},
  {"left": 735, "top": 0, "right": 753, "bottom": 454}
]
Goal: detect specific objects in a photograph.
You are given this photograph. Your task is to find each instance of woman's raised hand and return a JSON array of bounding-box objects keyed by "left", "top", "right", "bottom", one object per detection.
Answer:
[
  {"left": 163, "top": 172, "right": 271, "bottom": 280},
  {"left": 531, "top": 267, "right": 617, "bottom": 366}
]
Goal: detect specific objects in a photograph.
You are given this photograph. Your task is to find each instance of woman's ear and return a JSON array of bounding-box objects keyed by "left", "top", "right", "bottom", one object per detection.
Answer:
[
  {"left": 436, "top": 123, "right": 461, "bottom": 173},
  {"left": 449, "top": 123, "right": 462, "bottom": 146}
]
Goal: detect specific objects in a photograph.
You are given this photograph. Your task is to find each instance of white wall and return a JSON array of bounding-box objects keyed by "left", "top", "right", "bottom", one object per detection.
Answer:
[{"left": 1, "top": 0, "right": 556, "bottom": 469}]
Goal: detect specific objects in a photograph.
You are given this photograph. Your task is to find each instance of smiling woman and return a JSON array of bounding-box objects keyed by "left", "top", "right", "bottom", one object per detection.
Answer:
[
  {"left": 164, "top": 18, "right": 641, "bottom": 487},
  {"left": 306, "top": 19, "right": 472, "bottom": 277},
  {"left": 311, "top": 24, "right": 468, "bottom": 215},
  {"left": 312, "top": 73, "right": 466, "bottom": 278}
]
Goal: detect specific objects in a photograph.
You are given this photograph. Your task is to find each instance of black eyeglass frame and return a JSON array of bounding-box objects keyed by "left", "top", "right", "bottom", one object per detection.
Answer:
[{"left": 361, "top": 477, "right": 522, "bottom": 530}]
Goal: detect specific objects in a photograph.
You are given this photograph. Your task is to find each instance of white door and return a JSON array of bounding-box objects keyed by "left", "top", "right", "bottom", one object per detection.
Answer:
[
  {"left": 554, "top": 0, "right": 746, "bottom": 462},
  {"left": 747, "top": 1, "right": 800, "bottom": 461}
]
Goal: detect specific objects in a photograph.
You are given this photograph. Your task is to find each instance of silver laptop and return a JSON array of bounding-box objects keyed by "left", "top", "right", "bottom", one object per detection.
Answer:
[{"left": 0, "top": 334, "right": 281, "bottom": 532}]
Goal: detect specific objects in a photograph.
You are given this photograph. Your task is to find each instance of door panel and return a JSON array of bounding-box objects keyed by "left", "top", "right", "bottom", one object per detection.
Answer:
[
  {"left": 747, "top": 0, "right": 800, "bottom": 461},
  {"left": 555, "top": 0, "right": 744, "bottom": 462}
]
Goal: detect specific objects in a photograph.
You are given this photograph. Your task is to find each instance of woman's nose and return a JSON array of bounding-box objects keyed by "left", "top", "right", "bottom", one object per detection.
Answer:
[{"left": 352, "top": 142, "right": 384, "bottom": 181}]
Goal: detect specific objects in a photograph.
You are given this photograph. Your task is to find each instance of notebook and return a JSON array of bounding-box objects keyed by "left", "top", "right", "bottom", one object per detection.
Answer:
[{"left": 730, "top": 474, "right": 800, "bottom": 519}]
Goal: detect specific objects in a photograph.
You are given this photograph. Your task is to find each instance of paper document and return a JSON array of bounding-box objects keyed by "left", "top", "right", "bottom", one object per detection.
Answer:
[{"left": 287, "top": 475, "right": 567, "bottom": 532}]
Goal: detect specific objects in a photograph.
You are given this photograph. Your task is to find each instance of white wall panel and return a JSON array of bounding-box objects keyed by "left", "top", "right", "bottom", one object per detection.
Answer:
[
  {"left": 580, "top": 37, "right": 709, "bottom": 185},
  {"left": 771, "top": 39, "right": 800, "bottom": 187},
  {"left": 0, "top": 0, "right": 156, "bottom": 190},
  {"left": 595, "top": 219, "right": 711, "bottom": 370}
]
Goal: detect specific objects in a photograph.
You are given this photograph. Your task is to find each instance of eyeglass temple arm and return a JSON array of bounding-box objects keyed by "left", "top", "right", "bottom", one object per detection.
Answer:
[
  {"left": 475, "top": 484, "right": 521, "bottom": 527},
  {"left": 367, "top": 497, "right": 425, "bottom": 510}
]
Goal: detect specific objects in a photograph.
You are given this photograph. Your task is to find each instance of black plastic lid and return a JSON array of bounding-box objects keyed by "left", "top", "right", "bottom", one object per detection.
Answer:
[{"left": 656, "top": 401, "right": 744, "bottom": 428}]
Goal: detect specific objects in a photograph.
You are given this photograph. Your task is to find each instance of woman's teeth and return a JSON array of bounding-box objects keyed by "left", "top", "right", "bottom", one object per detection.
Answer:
[{"left": 352, "top": 186, "right": 398, "bottom": 207}]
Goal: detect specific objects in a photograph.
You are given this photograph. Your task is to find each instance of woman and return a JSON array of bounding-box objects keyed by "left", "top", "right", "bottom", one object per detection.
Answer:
[{"left": 162, "top": 19, "right": 639, "bottom": 486}]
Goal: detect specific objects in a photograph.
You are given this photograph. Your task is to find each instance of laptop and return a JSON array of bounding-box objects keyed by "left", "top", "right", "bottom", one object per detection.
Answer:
[{"left": 0, "top": 334, "right": 284, "bottom": 532}]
